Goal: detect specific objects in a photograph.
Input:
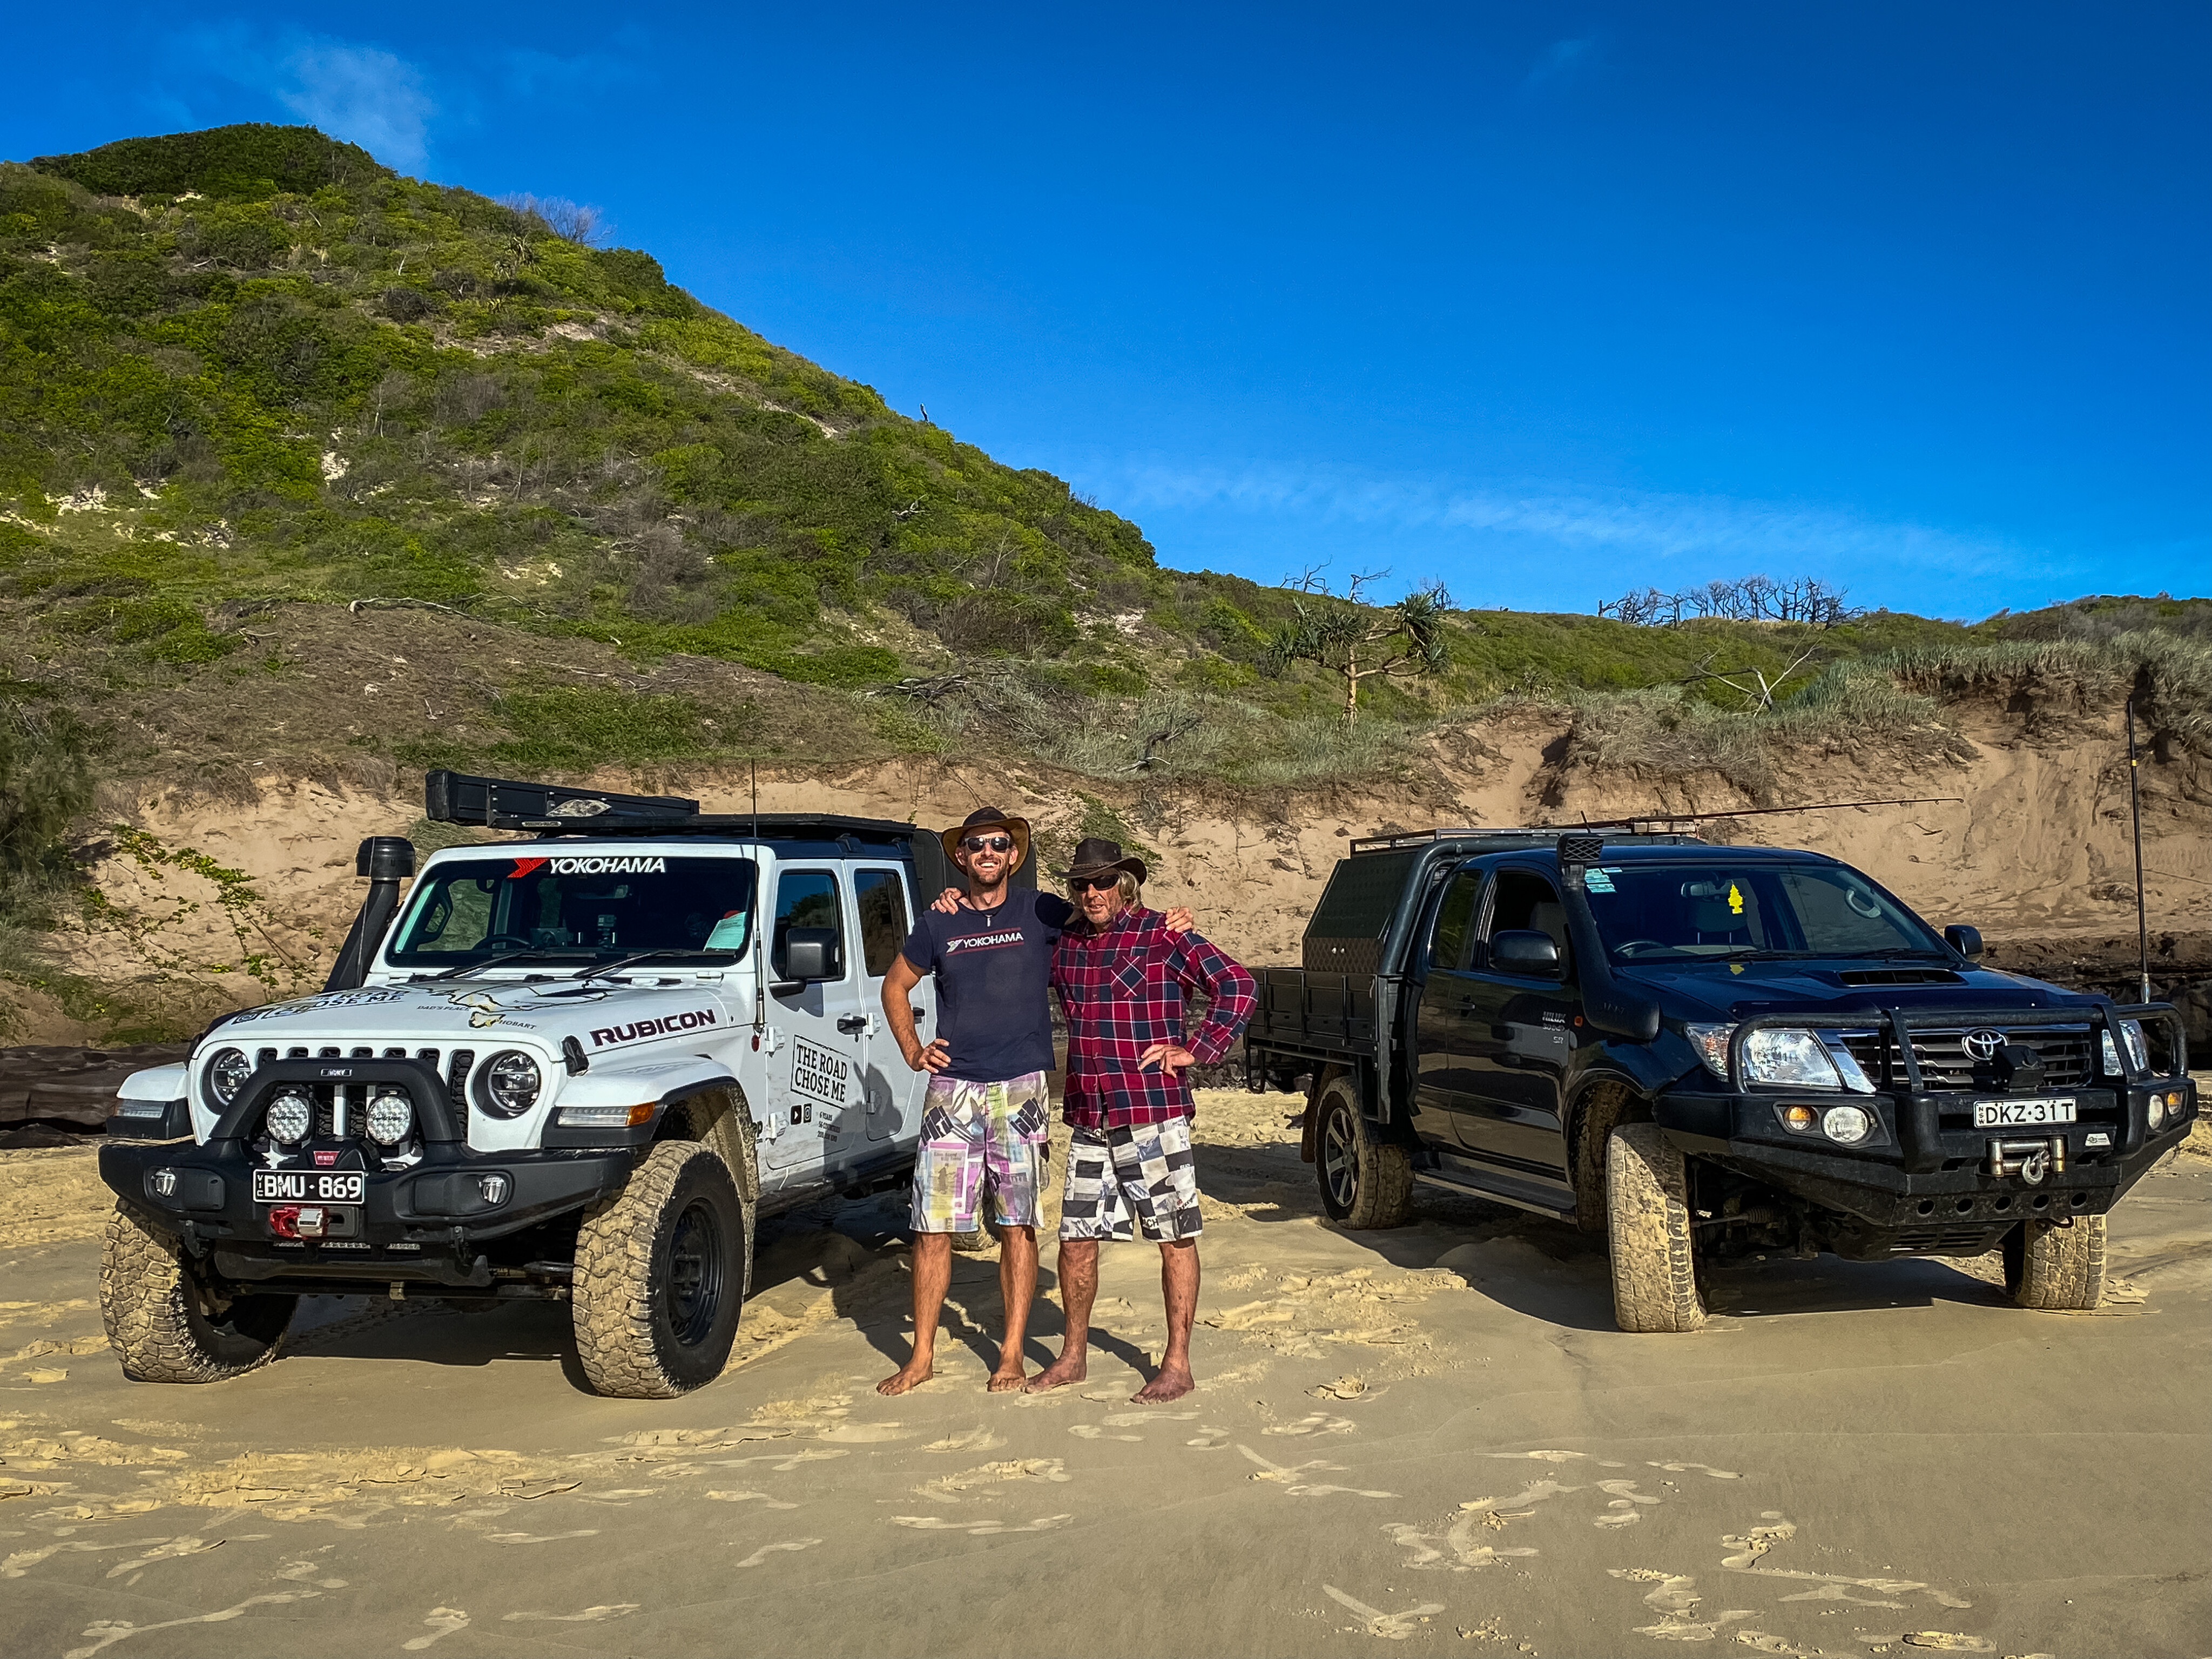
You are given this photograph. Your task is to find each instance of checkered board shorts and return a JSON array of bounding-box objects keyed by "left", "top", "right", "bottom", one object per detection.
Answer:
[
  {"left": 1058, "top": 1117, "right": 1203, "bottom": 1243},
  {"left": 908, "top": 1072, "right": 1050, "bottom": 1233}
]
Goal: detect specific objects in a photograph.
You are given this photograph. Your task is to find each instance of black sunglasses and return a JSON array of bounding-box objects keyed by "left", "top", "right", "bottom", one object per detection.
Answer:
[
  {"left": 1066, "top": 875, "right": 1120, "bottom": 893},
  {"left": 960, "top": 834, "right": 1015, "bottom": 853}
]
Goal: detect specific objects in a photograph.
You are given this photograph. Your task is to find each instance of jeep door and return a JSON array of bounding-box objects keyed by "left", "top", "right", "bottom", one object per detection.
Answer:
[
  {"left": 761, "top": 863, "right": 869, "bottom": 1184},
  {"left": 1455, "top": 865, "right": 1576, "bottom": 1195},
  {"left": 1411, "top": 864, "right": 1492, "bottom": 1150},
  {"left": 851, "top": 864, "right": 930, "bottom": 1144}
]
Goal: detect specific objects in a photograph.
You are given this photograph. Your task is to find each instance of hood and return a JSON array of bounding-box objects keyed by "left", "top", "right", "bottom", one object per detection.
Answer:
[
  {"left": 1617, "top": 959, "right": 2102, "bottom": 1024},
  {"left": 199, "top": 981, "right": 737, "bottom": 1058}
]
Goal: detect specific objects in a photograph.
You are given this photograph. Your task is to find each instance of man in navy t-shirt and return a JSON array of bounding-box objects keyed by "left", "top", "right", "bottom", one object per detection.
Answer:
[{"left": 876, "top": 807, "right": 1189, "bottom": 1396}]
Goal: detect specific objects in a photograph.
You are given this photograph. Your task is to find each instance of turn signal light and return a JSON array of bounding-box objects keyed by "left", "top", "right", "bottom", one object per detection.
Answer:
[{"left": 1776, "top": 1104, "right": 1819, "bottom": 1134}]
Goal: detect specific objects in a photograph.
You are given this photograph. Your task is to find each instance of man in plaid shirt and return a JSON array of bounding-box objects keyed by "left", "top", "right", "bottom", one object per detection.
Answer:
[{"left": 1028, "top": 838, "right": 1256, "bottom": 1402}]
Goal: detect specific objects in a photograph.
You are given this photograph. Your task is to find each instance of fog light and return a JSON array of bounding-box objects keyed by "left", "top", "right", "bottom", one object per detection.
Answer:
[
  {"left": 149, "top": 1168, "right": 178, "bottom": 1198},
  {"left": 1822, "top": 1105, "right": 1873, "bottom": 1145},
  {"left": 263, "top": 1089, "right": 313, "bottom": 1145},
  {"left": 476, "top": 1174, "right": 510, "bottom": 1206},
  {"left": 1775, "top": 1103, "right": 1819, "bottom": 1135},
  {"left": 364, "top": 1090, "right": 415, "bottom": 1147},
  {"left": 2146, "top": 1094, "right": 2168, "bottom": 1130}
]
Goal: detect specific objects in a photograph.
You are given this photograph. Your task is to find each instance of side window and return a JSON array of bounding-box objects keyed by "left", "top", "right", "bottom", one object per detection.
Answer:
[
  {"left": 771, "top": 869, "right": 846, "bottom": 980},
  {"left": 1430, "top": 869, "right": 1485, "bottom": 971},
  {"left": 1481, "top": 868, "right": 1567, "bottom": 970},
  {"left": 854, "top": 868, "right": 910, "bottom": 978}
]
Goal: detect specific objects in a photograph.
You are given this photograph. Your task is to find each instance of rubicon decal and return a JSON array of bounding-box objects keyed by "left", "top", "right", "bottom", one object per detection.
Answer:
[{"left": 589, "top": 1007, "right": 718, "bottom": 1047}]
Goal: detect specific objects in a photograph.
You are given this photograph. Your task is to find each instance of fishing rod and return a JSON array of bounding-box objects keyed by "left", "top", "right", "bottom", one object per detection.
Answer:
[{"left": 1554, "top": 794, "right": 1966, "bottom": 832}]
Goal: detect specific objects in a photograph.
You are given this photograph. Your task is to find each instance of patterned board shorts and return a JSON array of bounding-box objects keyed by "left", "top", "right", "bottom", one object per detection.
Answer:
[
  {"left": 1058, "top": 1117, "right": 1203, "bottom": 1243},
  {"left": 908, "top": 1071, "right": 1051, "bottom": 1233}
]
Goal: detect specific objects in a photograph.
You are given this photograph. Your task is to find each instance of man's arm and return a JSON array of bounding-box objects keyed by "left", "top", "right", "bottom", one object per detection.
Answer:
[
  {"left": 1137, "top": 931, "right": 1257, "bottom": 1075},
  {"left": 880, "top": 954, "right": 949, "bottom": 1073}
]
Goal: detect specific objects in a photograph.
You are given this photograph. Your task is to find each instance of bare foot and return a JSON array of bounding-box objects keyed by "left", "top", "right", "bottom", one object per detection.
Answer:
[
  {"left": 877, "top": 1358, "right": 934, "bottom": 1397},
  {"left": 986, "top": 1365, "right": 1028, "bottom": 1394},
  {"left": 1023, "top": 1354, "right": 1087, "bottom": 1394},
  {"left": 1131, "top": 1363, "right": 1195, "bottom": 1404}
]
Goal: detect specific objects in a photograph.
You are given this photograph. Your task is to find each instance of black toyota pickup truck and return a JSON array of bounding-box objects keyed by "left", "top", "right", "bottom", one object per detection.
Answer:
[{"left": 1245, "top": 828, "right": 2195, "bottom": 1331}]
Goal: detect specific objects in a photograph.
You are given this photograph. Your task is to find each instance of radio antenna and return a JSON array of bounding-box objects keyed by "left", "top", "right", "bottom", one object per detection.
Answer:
[{"left": 2126, "top": 698, "right": 2150, "bottom": 1004}]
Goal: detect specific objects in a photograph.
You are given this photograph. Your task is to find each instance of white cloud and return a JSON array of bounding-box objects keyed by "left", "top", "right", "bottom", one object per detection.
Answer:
[
  {"left": 274, "top": 43, "right": 435, "bottom": 171},
  {"left": 1083, "top": 456, "right": 2035, "bottom": 581}
]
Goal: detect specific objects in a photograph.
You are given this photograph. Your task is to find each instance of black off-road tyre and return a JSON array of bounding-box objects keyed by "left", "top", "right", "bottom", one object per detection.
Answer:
[
  {"left": 1314, "top": 1075, "right": 1413, "bottom": 1229},
  {"left": 1571, "top": 1083, "right": 1638, "bottom": 1236},
  {"left": 1606, "top": 1123, "right": 1707, "bottom": 1333},
  {"left": 100, "top": 1202, "right": 296, "bottom": 1381},
  {"left": 572, "top": 1142, "right": 749, "bottom": 1398},
  {"left": 2003, "top": 1214, "right": 2106, "bottom": 1311}
]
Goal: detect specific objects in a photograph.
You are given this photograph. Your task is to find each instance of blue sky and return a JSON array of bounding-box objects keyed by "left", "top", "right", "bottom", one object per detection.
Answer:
[{"left": 9, "top": 3, "right": 2206, "bottom": 619}]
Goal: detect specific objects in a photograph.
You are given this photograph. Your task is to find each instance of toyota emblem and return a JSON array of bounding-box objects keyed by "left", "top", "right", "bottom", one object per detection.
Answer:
[{"left": 1963, "top": 1029, "right": 2005, "bottom": 1062}]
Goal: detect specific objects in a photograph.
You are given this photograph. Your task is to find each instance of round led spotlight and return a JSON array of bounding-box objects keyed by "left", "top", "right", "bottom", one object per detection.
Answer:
[
  {"left": 364, "top": 1089, "right": 415, "bottom": 1147},
  {"left": 263, "top": 1088, "right": 313, "bottom": 1145},
  {"left": 1822, "top": 1105, "right": 1873, "bottom": 1145},
  {"left": 2144, "top": 1093, "right": 2167, "bottom": 1132},
  {"left": 481, "top": 1051, "right": 542, "bottom": 1118},
  {"left": 207, "top": 1047, "right": 252, "bottom": 1107}
]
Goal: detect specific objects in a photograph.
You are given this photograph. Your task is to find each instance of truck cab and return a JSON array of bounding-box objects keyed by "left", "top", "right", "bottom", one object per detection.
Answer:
[
  {"left": 1247, "top": 828, "right": 2196, "bottom": 1331},
  {"left": 96, "top": 772, "right": 968, "bottom": 1396}
]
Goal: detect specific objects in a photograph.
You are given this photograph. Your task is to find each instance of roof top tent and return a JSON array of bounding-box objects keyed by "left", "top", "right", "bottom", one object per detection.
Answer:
[{"left": 420, "top": 770, "right": 1031, "bottom": 901}]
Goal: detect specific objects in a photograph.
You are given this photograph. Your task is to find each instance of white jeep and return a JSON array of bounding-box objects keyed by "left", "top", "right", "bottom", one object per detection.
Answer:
[{"left": 97, "top": 772, "right": 960, "bottom": 1397}]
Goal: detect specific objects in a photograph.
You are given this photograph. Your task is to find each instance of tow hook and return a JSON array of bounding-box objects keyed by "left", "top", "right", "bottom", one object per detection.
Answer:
[{"left": 1988, "top": 1137, "right": 2067, "bottom": 1183}]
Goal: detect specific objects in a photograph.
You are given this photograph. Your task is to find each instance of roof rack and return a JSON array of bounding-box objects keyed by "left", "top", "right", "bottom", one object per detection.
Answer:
[
  {"left": 1346, "top": 826, "right": 1710, "bottom": 857},
  {"left": 423, "top": 770, "right": 918, "bottom": 842}
]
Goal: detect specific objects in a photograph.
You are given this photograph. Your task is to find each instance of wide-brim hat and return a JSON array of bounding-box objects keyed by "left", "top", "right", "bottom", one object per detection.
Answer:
[
  {"left": 1058, "top": 835, "right": 1147, "bottom": 886},
  {"left": 940, "top": 806, "right": 1032, "bottom": 866}
]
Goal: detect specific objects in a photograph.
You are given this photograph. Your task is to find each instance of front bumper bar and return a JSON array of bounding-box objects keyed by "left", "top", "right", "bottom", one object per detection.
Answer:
[{"left": 98, "top": 1139, "right": 635, "bottom": 1285}]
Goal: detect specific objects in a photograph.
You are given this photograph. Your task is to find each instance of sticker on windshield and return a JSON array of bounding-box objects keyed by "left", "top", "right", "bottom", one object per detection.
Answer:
[
  {"left": 705, "top": 911, "right": 749, "bottom": 949},
  {"left": 1584, "top": 869, "right": 1615, "bottom": 893}
]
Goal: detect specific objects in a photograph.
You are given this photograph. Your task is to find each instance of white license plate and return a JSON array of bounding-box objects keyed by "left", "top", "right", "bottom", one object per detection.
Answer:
[
  {"left": 1973, "top": 1098, "right": 2076, "bottom": 1129},
  {"left": 253, "top": 1170, "right": 365, "bottom": 1203}
]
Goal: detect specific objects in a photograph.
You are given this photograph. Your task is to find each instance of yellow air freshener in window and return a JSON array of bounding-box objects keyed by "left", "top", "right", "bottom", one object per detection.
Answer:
[{"left": 1728, "top": 882, "right": 1744, "bottom": 915}]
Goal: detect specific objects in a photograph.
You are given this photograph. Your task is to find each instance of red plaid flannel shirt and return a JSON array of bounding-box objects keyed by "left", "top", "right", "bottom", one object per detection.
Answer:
[{"left": 1051, "top": 904, "right": 1257, "bottom": 1129}]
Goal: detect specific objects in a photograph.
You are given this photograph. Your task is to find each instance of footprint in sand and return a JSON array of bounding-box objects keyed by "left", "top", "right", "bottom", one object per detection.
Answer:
[
  {"left": 1647, "top": 1460, "right": 1741, "bottom": 1479},
  {"left": 1239, "top": 1446, "right": 1395, "bottom": 1499},
  {"left": 1321, "top": 1584, "right": 1445, "bottom": 1641},
  {"left": 1263, "top": 1413, "right": 1355, "bottom": 1437},
  {"left": 104, "top": 1536, "right": 239, "bottom": 1579},
  {"left": 480, "top": 1530, "right": 599, "bottom": 1545},
  {"left": 1186, "top": 1426, "right": 1232, "bottom": 1450},
  {"left": 401, "top": 1608, "right": 471, "bottom": 1650},
  {"left": 890, "top": 1514, "right": 1073, "bottom": 1536},
  {"left": 706, "top": 1490, "right": 799, "bottom": 1508},
  {"left": 64, "top": 1589, "right": 320, "bottom": 1659},
  {"left": 1593, "top": 1480, "right": 1663, "bottom": 1528},
  {"left": 922, "top": 1427, "right": 1007, "bottom": 1453},
  {"left": 731, "top": 1538, "right": 822, "bottom": 1568}
]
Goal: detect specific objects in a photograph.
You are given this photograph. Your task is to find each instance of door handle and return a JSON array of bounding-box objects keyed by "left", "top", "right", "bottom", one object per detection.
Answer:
[
  {"left": 837, "top": 1014, "right": 869, "bottom": 1034},
  {"left": 911, "top": 1005, "right": 928, "bottom": 1021}
]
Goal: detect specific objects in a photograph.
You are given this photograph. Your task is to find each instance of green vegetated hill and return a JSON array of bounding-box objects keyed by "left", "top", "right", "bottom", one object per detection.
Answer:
[{"left": 2, "top": 122, "right": 2207, "bottom": 807}]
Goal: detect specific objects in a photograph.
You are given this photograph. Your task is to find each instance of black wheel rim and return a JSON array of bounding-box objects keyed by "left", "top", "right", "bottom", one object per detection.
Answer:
[
  {"left": 663, "top": 1197, "right": 725, "bottom": 1349},
  {"left": 1321, "top": 1102, "right": 1358, "bottom": 1210}
]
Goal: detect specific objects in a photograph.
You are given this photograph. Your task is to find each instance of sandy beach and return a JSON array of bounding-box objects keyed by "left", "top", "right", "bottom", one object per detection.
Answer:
[{"left": 3, "top": 1088, "right": 2207, "bottom": 1658}]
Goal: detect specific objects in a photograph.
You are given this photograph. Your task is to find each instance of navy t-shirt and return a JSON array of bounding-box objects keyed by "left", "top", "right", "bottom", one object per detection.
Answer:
[{"left": 899, "top": 891, "right": 1075, "bottom": 1082}]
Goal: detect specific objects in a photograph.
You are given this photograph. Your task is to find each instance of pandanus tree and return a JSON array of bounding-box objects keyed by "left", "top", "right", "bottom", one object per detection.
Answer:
[{"left": 1266, "top": 576, "right": 1452, "bottom": 721}]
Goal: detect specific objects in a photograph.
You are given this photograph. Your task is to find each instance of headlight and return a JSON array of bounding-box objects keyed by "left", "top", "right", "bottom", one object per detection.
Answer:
[
  {"left": 2119, "top": 1019, "right": 2150, "bottom": 1073},
  {"left": 364, "top": 1090, "right": 415, "bottom": 1147},
  {"left": 2145, "top": 1091, "right": 2167, "bottom": 1131},
  {"left": 1686, "top": 1023, "right": 1737, "bottom": 1080},
  {"left": 1742, "top": 1028, "right": 1842, "bottom": 1089},
  {"left": 207, "top": 1048, "right": 252, "bottom": 1106},
  {"left": 1821, "top": 1105, "right": 1873, "bottom": 1145},
  {"left": 264, "top": 1088, "right": 313, "bottom": 1145},
  {"left": 481, "top": 1051, "right": 542, "bottom": 1118}
]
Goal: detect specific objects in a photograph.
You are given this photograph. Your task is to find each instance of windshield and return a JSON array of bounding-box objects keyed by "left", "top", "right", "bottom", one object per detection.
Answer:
[
  {"left": 386, "top": 852, "right": 756, "bottom": 967},
  {"left": 1582, "top": 862, "right": 1943, "bottom": 961}
]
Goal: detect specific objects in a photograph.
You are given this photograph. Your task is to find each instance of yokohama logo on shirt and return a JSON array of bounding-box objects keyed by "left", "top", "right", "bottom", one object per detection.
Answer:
[{"left": 943, "top": 929, "right": 1026, "bottom": 953}]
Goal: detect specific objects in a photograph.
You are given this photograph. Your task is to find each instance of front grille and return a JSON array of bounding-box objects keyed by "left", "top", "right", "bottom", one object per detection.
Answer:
[
  {"left": 1840, "top": 1026, "right": 2094, "bottom": 1091},
  {"left": 447, "top": 1049, "right": 476, "bottom": 1115}
]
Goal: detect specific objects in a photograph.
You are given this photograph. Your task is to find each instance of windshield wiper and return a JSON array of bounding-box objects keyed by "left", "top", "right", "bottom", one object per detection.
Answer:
[
  {"left": 572, "top": 948, "right": 739, "bottom": 983},
  {"left": 430, "top": 949, "right": 584, "bottom": 981}
]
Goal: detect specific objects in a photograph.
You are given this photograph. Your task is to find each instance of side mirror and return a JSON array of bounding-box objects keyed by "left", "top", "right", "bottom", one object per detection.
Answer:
[
  {"left": 779, "top": 928, "right": 839, "bottom": 983},
  {"left": 1944, "top": 925, "right": 1984, "bottom": 962},
  {"left": 1491, "top": 929, "right": 1563, "bottom": 976}
]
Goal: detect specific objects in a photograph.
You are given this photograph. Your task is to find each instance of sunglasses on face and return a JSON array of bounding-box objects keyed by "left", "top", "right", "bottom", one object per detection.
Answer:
[
  {"left": 1067, "top": 875, "right": 1120, "bottom": 893},
  {"left": 960, "top": 834, "right": 1015, "bottom": 853}
]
